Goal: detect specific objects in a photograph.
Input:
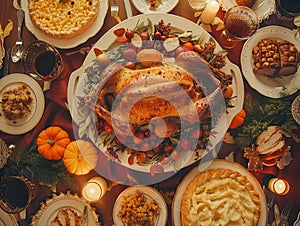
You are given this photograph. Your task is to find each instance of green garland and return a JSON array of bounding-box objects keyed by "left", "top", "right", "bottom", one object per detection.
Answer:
[
  {"left": 230, "top": 93, "right": 299, "bottom": 150},
  {"left": 0, "top": 139, "right": 78, "bottom": 192}
]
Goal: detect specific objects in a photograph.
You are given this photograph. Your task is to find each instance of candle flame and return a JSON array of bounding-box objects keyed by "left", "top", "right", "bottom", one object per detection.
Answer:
[{"left": 274, "top": 179, "right": 286, "bottom": 194}]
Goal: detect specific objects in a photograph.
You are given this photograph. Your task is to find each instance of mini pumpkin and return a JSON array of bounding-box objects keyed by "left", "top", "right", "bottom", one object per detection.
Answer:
[
  {"left": 222, "top": 85, "right": 233, "bottom": 98},
  {"left": 229, "top": 109, "right": 246, "bottom": 129},
  {"left": 63, "top": 140, "right": 98, "bottom": 175},
  {"left": 37, "top": 126, "right": 71, "bottom": 160}
]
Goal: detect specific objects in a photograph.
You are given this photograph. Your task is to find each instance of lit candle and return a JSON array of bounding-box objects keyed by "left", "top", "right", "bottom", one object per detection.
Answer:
[
  {"left": 201, "top": 0, "right": 219, "bottom": 24},
  {"left": 82, "top": 177, "right": 107, "bottom": 202},
  {"left": 188, "top": 0, "right": 208, "bottom": 11},
  {"left": 268, "top": 178, "right": 290, "bottom": 195}
]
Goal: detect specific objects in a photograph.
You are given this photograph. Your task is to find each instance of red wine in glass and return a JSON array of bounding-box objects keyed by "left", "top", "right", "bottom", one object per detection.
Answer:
[
  {"left": 22, "top": 41, "right": 64, "bottom": 82},
  {"left": 33, "top": 50, "right": 57, "bottom": 78},
  {"left": 277, "top": 0, "right": 300, "bottom": 16},
  {"left": 0, "top": 176, "right": 36, "bottom": 213}
]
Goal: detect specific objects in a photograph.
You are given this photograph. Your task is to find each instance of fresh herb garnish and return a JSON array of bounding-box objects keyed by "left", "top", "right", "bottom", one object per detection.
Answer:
[{"left": 231, "top": 93, "right": 299, "bottom": 150}]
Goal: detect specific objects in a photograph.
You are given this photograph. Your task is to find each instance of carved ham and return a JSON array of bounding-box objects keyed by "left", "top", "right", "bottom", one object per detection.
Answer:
[
  {"left": 256, "top": 125, "right": 288, "bottom": 166},
  {"left": 278, "top": 40, "right": 299, "bottom": 76},
  {"left": 245, "top": 125, "right": 289, "bottom": 170}
]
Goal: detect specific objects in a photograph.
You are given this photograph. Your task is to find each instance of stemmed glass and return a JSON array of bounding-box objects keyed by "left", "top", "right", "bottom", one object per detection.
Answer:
[
  {"left": 276, "top": 0, "right": 300, "bottom": 21},
  {"left": 22, "top": 41, "right": 64, "bottom": 82},
  {"left": 0, "top": 176, "right": 37, "bottom": 214},
  {"left": 218, "top": 6, "right": 259, "bottom": 49}
]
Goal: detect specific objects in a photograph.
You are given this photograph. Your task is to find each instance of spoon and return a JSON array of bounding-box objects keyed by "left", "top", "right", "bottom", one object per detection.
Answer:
[
  {"left": 11, "top": 8, "right": 25, "bottom": 63},
  {"left": 294, "top": 15, "right": 300, "bottom": 39},
  {"left": 28, "top": 73, "right": 44, "bottom": 80}
]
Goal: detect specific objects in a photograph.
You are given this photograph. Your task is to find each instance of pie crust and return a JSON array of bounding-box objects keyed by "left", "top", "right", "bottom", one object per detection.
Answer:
[{"left": 181, "top": 168, "right": 261, "bottom": 226}]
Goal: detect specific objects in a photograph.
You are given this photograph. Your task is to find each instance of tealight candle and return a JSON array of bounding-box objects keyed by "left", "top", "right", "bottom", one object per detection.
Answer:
[
  {"left": 200, "top": 0, "right": 219, "bottom": 24},
  {"left": 268, "top": 178, "right": 290, "bottom": 195},
  {"left": 82, "top": 177, "right": 107, "bottom": 202}
]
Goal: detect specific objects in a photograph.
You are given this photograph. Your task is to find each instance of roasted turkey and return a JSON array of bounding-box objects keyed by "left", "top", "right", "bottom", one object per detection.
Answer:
[{"left": 79, "top": 50, "right": 233, "bottom": 137}]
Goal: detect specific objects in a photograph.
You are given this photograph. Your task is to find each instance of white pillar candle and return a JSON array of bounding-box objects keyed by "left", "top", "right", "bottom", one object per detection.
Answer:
[
  {"left": 201, "top": 0, "right": 219, "bottom": 24},
  {"left": 188, "top": 0, "right": 208, "bottom": 11},
  {"left": 268, "top": 178, "right": 290, "bottom": 195},
  {"left": 82, "top": 177, "right": 107, "bottom": 202}
]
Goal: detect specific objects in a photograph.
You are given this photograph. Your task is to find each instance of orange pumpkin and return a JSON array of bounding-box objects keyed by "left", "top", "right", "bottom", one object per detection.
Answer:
[
  {"left": 223, "top": 85, "right": 233, "bottom": 98},
  {"left": 229, "top": 109, "right": 246, "bottom": 129},
  {"left": 37, "top": 126, "right": 71, "bottom": 160},
  {"left": 63, "top": 140, "right": 98, "bottom": 175}
]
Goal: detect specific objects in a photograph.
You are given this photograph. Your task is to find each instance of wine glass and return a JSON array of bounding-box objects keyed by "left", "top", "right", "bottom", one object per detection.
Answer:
[
  {"left": 22, "top": 41, "right": 64, "bottom": 82},
  {"left": 218, "top": 6, "right": 259, "bottom": 49},
  {"left": 0, "top": 176, "right": 37, "bottom": 214},
  {"left": 276, "top": 0, "right": 300, "bottom": 20}
]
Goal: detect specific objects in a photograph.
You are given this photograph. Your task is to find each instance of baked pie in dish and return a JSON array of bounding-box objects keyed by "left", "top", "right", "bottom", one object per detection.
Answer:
[
  {"left": 181, "top": 168, "right": 261, "bottom": 226},
  {"left": 28, "top": 0, "right": 99, "bottom": 38}
]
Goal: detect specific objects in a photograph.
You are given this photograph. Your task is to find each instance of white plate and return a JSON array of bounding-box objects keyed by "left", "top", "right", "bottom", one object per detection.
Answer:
[
  {"left": 0, "top": 208, "right": 17, "bottom": 226},
  {"left": 0, "top": 73, "right": 45, "bottom": 135},
  {"left": 241, "top": 26, "right": 300, "bottom": 98},
  {"left": 68, "top": 13, "right": 244, "bottom": 173},
  {"left": 217, "top": 0, "right": 276, "bottom": 22},
  {"left": 31, "top": 192, "right": 100, "bottom": 226},
  {"left": 292, "top": 95, "right": 300, "bottom": 125},
  {"left": 131, "top": 0, "right": 179, "bottom": 13},
  {"left": 294, "top": 212, "right": 300, "bottom": 226},
  {"left": 113, "top": 185, "right": 167, "bottom": 225},
  {"left": 21, "top": 0, "right": 109, "bottom": 49},
  {"left": 172, "top": 159, "right": 267, "bottom": 226}
]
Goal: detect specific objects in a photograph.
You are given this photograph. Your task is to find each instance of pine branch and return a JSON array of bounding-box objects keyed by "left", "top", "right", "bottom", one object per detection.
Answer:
[
  {"left": 231, "top": 93, "right": 299, "bottom": 150},
  {"left": 0, "top": 140, "right": 78, "bottom": 191}
]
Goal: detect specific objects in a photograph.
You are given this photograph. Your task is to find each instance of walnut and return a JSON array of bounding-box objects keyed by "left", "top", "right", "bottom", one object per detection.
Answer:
[
  {"left": 288, "top": 56, "right": 295, "bottom": 62},
  {"left": 262, "top": 62, "right": 269, "bottom": 67}
]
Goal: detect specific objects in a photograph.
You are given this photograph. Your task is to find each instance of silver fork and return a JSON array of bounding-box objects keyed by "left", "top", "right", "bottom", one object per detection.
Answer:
[
  {"left": 111, "top": 0, "right": 121, "bottom": 23},
  {"left": 267, "top": 194, "right": 275, "bottom": 225},
  {"left": 280, "top": 203, "right": 293, "bottom": 226},
  {"left": 264, "top": 187, "right": 275, "bottom": 226},
  {"left": 13, "top": 0, "right": 21, "bottom": 9}
]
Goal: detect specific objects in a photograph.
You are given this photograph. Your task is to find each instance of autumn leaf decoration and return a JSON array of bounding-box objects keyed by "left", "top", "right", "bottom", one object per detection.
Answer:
[{"left": 243, "top": 145, "right": 263, "bottom": 172}]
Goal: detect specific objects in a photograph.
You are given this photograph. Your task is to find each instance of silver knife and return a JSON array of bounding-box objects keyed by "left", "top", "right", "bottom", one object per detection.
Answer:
[
  {"left": 81, "top": 205, "right": 88, "bottom": 226},
  {"left": 264, "top": 188, "right": 275, "bottom": 226},
  {"left": 123, "top": 0, "right": 132, "bottom": 18},
  {"left": 274, "top": 203, "right": 281, "bottom": 226},
  {"left": 3, "top": 48, "right": 10, "bottom": 77}
]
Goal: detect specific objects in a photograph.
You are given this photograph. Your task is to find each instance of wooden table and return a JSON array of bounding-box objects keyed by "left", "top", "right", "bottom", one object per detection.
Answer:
[{"left": 1, "top": 0, "right": 299, "bottom": 225}]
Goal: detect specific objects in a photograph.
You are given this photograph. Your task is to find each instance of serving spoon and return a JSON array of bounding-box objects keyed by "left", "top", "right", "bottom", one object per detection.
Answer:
[{"left": 11, "top": 8, "right": 25, "bottom": 63}]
